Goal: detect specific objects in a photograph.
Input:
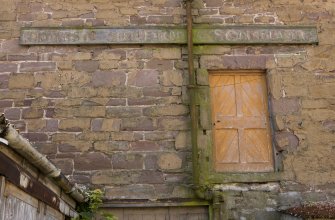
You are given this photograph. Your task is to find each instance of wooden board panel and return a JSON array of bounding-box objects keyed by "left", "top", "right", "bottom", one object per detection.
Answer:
[
  {"left": 210, "top": 71, "right": 274, "bottom": 172},
  {"left": 215, "top": 129, "right": 239, "bottom": 163},
  {"left": 99, "top": 207, "right": 209, "bottom": 220}
]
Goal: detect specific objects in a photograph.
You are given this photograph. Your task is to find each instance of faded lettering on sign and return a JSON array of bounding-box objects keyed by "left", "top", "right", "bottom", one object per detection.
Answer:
[
  {"left": 213, "top": 29, "right": 314, "bottom": 42},
  {"left": 20, "top": 26, "right": 318, "bottom": 45},
  {"left": 20, "top": 28, "right": 186, "bottom": 45},
  {"left": 194, "top": 26, "right": 318, "bottom": 44}
]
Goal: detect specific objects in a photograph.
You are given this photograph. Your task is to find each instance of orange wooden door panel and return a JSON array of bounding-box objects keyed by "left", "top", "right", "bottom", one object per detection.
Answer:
[{"left": 210, "top": 72, "right": 274, "bottom": 172}]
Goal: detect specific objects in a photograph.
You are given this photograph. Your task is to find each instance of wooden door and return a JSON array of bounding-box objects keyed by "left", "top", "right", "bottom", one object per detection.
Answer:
[{"left": 209, "top": 71, "right": 274, "bottom": 172}]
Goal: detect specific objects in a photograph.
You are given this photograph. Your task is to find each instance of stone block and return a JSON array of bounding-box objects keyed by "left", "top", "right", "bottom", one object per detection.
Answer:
[
  {"left": 94, "top": 141, "right": 129, "bottom": 154},
  {"left": 22, "top": 108, "right": 44, "bottom": 119},
  {"left": 143, "top": 104, "right": 189, "bottom": 116},
  {"left": 278, "top": 192, "right": 302, "bottom": 210},
  {"left": 74, "top": 152, "right": 112, "bottom": 171},
  {"left": 105, "top": 184, "right": 155, "bottom": 200},
  {"left": 196, "top": 69, "right": 209, "bottom": 85},
  {"left": 121, "top": 117, "right": 155, "bottom": 131},
  {"left": 34, "top": 142, "right": 57, "bottom": 155},
  {"left": 271, "top": 98, "right": 300, "bottom": 115},
  {"left": 147, "top": 15, "right": 174, "bottom": 24},
  {"left": 267, "top": 72, "right": 282, "bottom": 99},
  {"left": 254, "top": 15, "right": 276, "bottom": 23},
  {"left": 161, "top": 70, "right": 184, "bottom": 86},
  {"left": 4, "top": 108, "right": 21, "bottom": 120},
  {"left": 74, "top": 60, "right": 99, "bottom": 72},
  {"left": 73, "top": 52, "right": 92, "bottom": 60},
  {"left": 0, "top": 63, "right": 17, "bottom": 73},
  {"left": 308, "top": 84, "right": 335, "bottom": 99},
  {"left": 45, "top": 119, "right": 58, "bottom": 132},
  {"left": 72, "top": 173, "right": 91, "bottom": 184},
  {"left": 60, "top": 71, "right": 91, "bottom": 87},
  {"left": 112, "top": 153, "right": 144, "bottom": 170},
  {"left": 8, "top": 73, "right": 35, "bottom": 89},
  {"left": 127, "top": 49, "right": 153, "bottom": 60},
  {"left": 0, "top": 74, "right": 9, "bottom": 89},
  {"left": 153, "top": 48, "right": 181, "bottom": 59},
  {"left": 144, "top": 131, "right": 174, "bottom": 141},
  {"left": 322, "top": 120, "right": 335, "bottom": 133},
  {"left": 74, "top": 106, "right": 106, "bottom": 117},
  {"left": 275, "top": 132, "right": 299, "bottom": 152},
  {"left": 140, "top": 170, "right": 164, "bottom": 184},
  {"left": 99, "top": 60, "right": 118, "bottom": 70},
  {"left": 0, "top": 100, "right": 13, "bottom": 108},
  {"left": 59, "top": 118, "right": 91, "bottom": 132},
  {"left": 302, "top": 99, "right": 329, "bottom": 109},
  {"left": 143, "top": 86, "right": 170, "bottom": 97},
  {"left": 106, "top": 107, "right": 142, "bottom": 118},
  {"left": 158, "top": 117, "right": 190, "bottom": 131},
  {"left": 144, "top": 154, "right": 158, "bottom": 170},
  {"left": 128, "top": 70, "right": 159, "bottom": 87},
  {"left": 92, "top": 170, "right": 140, "bottom": 185},
  {"left": 106, "top": 98, "right": 127, "bottom": 106},
  {"left": 91, "top": 118, "right": 121, "bottom": 132},
  {"left": 77, "top": 132, "right": 110, "bottom": 141},
  {"left": 58, "top": 141, "right": 91, "bottom": 152},
  {"left": 274, "top": 115, "right": 285, "bottom": 131},
  {"left": 111, "top": 132, "right": 137, "bottom": 141},
  {"left": 158, "top": 153, "right": 182, "bottom": 170},
  {"left": 20, "top": 62, "right": 56, "bottom": 72},
  {"left": 131, "top": 141, "right": 160, "bottom": 151},
  {"left": 130, "top": 15, "right": 147, "bottom": 25},
  {"left": 92, "top": 70, "right": 126, "bottom": 87},
  {"left": 306, "top": 109, "right": 335, "bottom": 121},
  {"left": 26, "top": 119, "right": 46, "bottom": 131},
  {"left": 51, "top": 158, "right": 74, "bottom": 175},
  {"left": 57, "top": 61, "right": 73, "bottom": 70},
  {"left": 21, "top": 133, "right": 48, "bottom": 142},
  {"left": 51, "top": 133, "right": 76, "bottom": 142},
  {"left": 128, "top": 97, "right": 157, "bottom": 106},
  {"left": 175, "top": 131, "right": 191, "bottom": 150},
  {"left": 203, "top": 0, "right": 222, "bottom": 7},
  {"left": 200, "top": 55, "right": 267, "bottom": 70},
  {"left": 34, "top": 72, "right": 60, "bottom": 90},
  {"left": 145, "top": 59, "right": 174, "bottom": 70},
  {"left": 172, "top": 186, "right": 196, "bottom": 198}
]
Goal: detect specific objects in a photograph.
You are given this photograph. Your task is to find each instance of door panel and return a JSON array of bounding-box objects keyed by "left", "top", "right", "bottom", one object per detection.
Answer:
[
  {"left": 210, "top": 71, "right": 274, "bottom": 172},
  {"left": 215, "top": 129, "right": 239, "bottom": 163}
]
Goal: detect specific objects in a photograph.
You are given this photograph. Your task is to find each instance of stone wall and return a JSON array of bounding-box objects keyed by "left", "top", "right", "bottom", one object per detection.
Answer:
[{"left": 1, "top": 0, "right": 334, "bottom": 219}]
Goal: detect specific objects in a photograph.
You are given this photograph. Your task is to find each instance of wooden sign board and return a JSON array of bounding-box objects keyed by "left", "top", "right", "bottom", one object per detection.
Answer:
[{"left": 20, "top": 26, "right": 318, "bottom": 45}]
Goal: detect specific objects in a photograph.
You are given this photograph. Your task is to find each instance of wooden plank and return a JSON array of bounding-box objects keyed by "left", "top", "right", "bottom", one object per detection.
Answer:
[
  {"left": 20, "top": 26, "right": 318, "bottom": 45},
  {"left": 0, "top": 176, "right": 5, "bottom": 220},
  {"left": 3, "top": 195, "right": 39, "bottom": 220}
]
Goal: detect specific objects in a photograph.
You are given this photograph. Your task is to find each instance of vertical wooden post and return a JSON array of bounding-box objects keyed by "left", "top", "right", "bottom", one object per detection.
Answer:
[{"left": 0, "top": 176, "right": 6, "bottom": 220}]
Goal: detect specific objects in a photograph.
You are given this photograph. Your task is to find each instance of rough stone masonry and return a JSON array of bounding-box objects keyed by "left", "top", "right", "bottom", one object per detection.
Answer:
[{"left": 0, "top": 0, "right": 335, "bottom": 219}]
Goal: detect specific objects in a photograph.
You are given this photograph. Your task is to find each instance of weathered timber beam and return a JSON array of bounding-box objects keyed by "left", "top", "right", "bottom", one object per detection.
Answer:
[{"left": 0, "top": 152, "right": 60, "bottom": 211}]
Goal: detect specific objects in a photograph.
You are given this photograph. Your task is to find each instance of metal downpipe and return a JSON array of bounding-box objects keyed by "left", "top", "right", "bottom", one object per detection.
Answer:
[{"left": 185, "top": 0, "right": 203, "bottom": 199}]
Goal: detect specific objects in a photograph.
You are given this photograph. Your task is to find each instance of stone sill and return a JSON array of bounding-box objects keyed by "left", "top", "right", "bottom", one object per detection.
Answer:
[{"left": 207, "top": 171, "right": 294, "bottom": 184}]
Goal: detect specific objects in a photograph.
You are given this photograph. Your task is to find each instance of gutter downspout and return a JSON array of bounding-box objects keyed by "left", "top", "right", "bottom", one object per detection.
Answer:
[
  {"left": 0, "top": 114, "right": 85, "bottom": 203},
  {"left": 185, "top": 0, "right": 207, "bottom": 199}
]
